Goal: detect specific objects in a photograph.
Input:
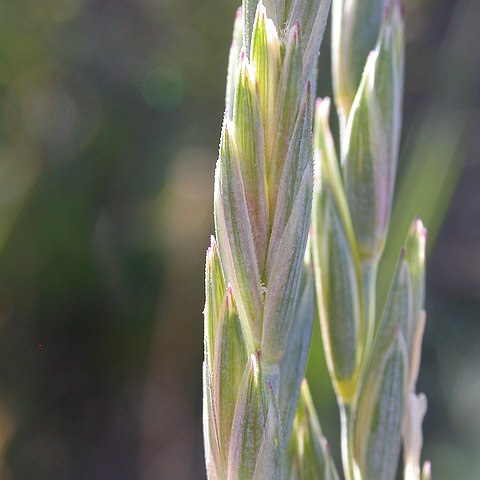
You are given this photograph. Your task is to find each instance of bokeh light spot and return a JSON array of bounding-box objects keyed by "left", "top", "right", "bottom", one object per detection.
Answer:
[{"left": 142, "top": 67, "right": 183, "bottom": 111}]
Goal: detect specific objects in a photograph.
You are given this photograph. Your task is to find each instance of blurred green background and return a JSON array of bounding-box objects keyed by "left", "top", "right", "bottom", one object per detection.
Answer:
[{"left": 0, "top": 0, "right": 478, "bottom": 478}]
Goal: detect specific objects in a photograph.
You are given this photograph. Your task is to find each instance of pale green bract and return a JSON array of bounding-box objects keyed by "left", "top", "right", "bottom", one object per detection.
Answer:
[{"left": 204, "top": 0, "right": 431, "bottom": 479}]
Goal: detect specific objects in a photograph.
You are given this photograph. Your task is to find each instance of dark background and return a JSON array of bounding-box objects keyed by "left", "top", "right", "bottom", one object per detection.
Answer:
[{"left": 0, "top": 0, "right": 478, "bottom": 478}]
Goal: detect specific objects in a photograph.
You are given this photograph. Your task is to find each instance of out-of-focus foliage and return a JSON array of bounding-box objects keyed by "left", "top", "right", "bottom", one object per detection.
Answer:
[{"left": 0, "top": 0, "right": 478, "bottom": 479}]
